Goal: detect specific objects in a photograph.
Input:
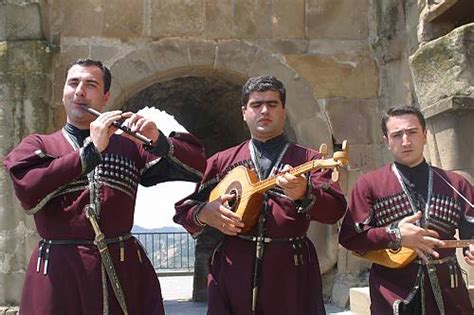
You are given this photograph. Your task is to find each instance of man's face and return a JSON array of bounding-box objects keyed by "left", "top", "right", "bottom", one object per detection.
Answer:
[
  {"left": 242, "top": 90, "right": 286, "bottom": 142},
  {"left": 384, "top": 114, "right": 427, "bottom": 167},
  {"left": 62, "top": 64, "right": 110, "bottom": 129}
]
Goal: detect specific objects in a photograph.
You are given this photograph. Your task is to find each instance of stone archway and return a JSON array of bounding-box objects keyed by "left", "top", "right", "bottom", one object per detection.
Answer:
[
  {"left": 122, "top": 76, "right": 249, "bottom": 156},
  {"left": 104, "top": 39, "right": 342, "bottom": 301},
  {"left": 105, "top": 39, "right": 334, "bottom": 150}
]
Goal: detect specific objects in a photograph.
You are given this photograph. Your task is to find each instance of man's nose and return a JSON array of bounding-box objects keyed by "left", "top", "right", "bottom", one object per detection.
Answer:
[
  {"left": 402, "top": 133, "right": 410, "bottom": 146},
  {"left": 260, "top": 103, "right": 269, "bottom": 113},
  {"left": 75, "top": 82, "right": 85, "bottom": 96}
]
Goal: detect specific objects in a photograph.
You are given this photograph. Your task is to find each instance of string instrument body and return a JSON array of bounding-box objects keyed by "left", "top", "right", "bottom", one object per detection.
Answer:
[
  {"left": 208, "top": 141, "right": 349, "bottom": 234},
  {"left": 353, "top": 239, "right": 474, "bottom": 269}
]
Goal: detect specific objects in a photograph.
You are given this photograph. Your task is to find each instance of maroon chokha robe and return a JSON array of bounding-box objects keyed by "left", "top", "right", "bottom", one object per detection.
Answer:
[
  {"left": 4, "top": 129, "right": 206, "bottom": 315},
  {"left": 175, "top": 140, "right": 347, "bottom": 315},
  {"left": 339, "top": 163, "right": 474, "bottom": 315}
]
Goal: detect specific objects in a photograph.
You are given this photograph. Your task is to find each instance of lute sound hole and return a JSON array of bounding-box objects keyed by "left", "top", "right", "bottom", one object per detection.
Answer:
[{"left": 225, "top": 182, "right": 241, "bottom": 212}]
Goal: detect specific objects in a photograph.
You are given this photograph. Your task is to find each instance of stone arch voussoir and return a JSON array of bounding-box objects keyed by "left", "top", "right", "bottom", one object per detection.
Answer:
[{"left": 108, "top": 39, "right": 333, "bottom": 150}]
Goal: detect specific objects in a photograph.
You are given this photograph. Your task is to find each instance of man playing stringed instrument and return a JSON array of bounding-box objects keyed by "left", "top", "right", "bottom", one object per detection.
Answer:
[
  {"left": 3, "top": 58, "right": 206, "bottom": 314},
  {"left": 174, "top": 76, "right": 347, "bottom": 315},
  {"left": 339, "top": 106, "right": 474, "bottom": 314}
]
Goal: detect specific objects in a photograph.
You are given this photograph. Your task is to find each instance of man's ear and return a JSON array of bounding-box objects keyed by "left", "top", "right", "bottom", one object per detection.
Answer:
[
  {"left": 103, "top": 91, "right": 111, "bottom": 103},
  {"left": 241, "top": 106, "right": 246, "bottom": 121},
  {"left": 383, "top": 135, "right": 388, "bottom": 146}
]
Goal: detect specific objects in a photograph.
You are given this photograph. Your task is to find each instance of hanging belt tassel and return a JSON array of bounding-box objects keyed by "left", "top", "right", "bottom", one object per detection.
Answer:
[
  {"left": 120, "top": 240, "right": 125, "bottom": 262},
  {"left": 43, "top": 242, "right": 52, "bottom": 276},
  {"left": 36, "top": 241, "right": 44, "bottom": 273},
  {"left": 292, "top": 243, "right": 299, "bottom": 266},
  {"left": 454, "top": 263, "right": 459, "bottom": 288},
  {"left": 449, "top": 264, "right": 455, "bottom": 288}
]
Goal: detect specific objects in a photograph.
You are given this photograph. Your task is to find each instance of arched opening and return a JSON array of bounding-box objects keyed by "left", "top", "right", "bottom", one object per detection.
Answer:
[
  {"left": 122, "top": 75, "right": 250, "bottom": 300},
  {"left": 122, "top": 76, "right": 250, "bottom": 156}
]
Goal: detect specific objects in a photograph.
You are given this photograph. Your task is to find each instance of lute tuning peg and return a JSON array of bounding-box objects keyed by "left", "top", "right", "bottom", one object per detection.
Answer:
[{"left": 319, "top": 143, "right": 328, "bottom": 159}]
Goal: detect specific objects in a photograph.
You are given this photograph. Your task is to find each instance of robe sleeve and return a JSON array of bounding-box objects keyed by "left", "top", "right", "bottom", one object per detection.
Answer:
[
  {"left": 3, "top": 134, "right": 83, "bottom": 211},
  {"left": 458, "top": 177, "right": 474, "bottom": 248},
  {"left": 300, "top": 149, "right": 347, "bottom": 224},
  {"left": 339, "top": 174, "right": 399, "bottom": 252},
  {"left": 140, "top": 132, "right": 206, "bottom": 186},
  {"left": 305, "top": 168, "right": 347, "bottom": 224},
  {"left": 174, "top": 152, "right": 221, "bottom": 236}
]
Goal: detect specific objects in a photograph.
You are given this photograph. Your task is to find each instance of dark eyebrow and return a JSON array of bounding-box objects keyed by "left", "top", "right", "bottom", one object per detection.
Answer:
[
  {"left": 67, "top": 78, "right": 100, "bottom": 86},
  {"left": 249, "top": 100, "right": 279, "bottom": 105}
]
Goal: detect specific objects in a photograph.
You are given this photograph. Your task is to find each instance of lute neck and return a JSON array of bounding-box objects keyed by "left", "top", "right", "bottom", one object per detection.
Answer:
[
  {"left": 440, "top": 239, "right": 474, "bottom": 248},
  {"left": 253, "top": 159, "right": 338, "bottom": 194}
]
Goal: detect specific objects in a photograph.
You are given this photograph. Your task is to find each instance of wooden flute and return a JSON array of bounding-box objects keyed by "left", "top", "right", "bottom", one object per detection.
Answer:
[{"left": 82, "top": 106, "right": 153, "bottom": 146}]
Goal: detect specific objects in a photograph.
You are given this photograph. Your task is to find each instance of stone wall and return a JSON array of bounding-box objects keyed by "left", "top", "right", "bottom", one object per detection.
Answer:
[
  {"left": 2, "top": 0, "right": 471, "bottom": 311},
  {"left": 0, "top": 1, "right": 53, "bottom": 310}
]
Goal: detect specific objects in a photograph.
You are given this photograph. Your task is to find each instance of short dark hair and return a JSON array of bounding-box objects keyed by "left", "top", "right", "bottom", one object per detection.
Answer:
[
  {"left": 241, "top": 75, "right": 286, "bottom": 107},
  {"left": 65, "top": 58, "right": 112, "bottom": 94},
  {"left": 381, "top": 105, "right": 426, "bottom": 137}
]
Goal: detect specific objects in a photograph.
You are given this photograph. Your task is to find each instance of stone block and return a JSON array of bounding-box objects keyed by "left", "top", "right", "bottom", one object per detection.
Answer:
[
  {"left": 1, "top": 41, "right": 52, "bottom": 75},
  {"left": 0, "top": 5, "right": 5, "bottom": 41},
  {"left": 332, "top": 271, "right": 369, "bottom": 308},
  {"left": 89, "top": 44, "right": 121, "bottom": 65},
  {"left": 1, "top": 3, "right": 42, "bottom": 41},
  {"left": 0, "top": 79, "right": 8, "bottom": 101},
  {"left": 322, "top": 98, "right": 382, "bottom": 145},
  {"left": 150, "top": 0, "right": 203, "bottom": 37},
  {"left": 379, "top": 59, "right": 417, "bottom": 107},
  {"left": 56, "top": 44, "right": 90, "bottom": 71},
  {"left": 321, "top": 266, "right": 337, "bottom": 302},
  {"left": 106, "top": 79, "right": 127, "bottom": 110},
  {"left": 186, "top": 40, "right": 218, "bottom": 68},
  {"left": 410, "top": 23, "right": 474, "bottom": 108},
  {"left": 346, "top": 144, "right": 386, "bottom": 173},
  {"left": 272, "top": 0, "right": 305, "bottom": 39},
  {"left": 286, "top": 53, "right": 379, "bottom": 99},
  {"left": 256, "top": 39, "right": 308, "bottom": 54},
  {"left": 203, "top": 0, "right": 233, "bottom": 39},
  {"left": 233, "top": 0, "right": 272, "bottom": 39},
  {"left": 308, "top": 222, "right": 338, "bottom": 273},
  {"left": 307, "top": 39, "right": 369, "bottom": 55},
  {"left": 423, "top": 96, "right": 474, "bottom": 171},
  {"left": 111, "top": 48, "right": 157, "bottom": 93},
  {"left": 215, "top": 40, "right": 258, "bottom": 75},
  {"left": 350, "top": 287, "right": 371, "bottom": 315},
  {"left": 148, "top": 40, "right": 190, "bottom": 76},
  {"left": 52, "top": 103, "right": 67, "bottom": 130},
  {"left": 103, "top": 0, "right": 144, "bottom": 38},
  {"left": 306, "top": 0, "right": 369, "bottom": 40},
  {"left": 283, "top": 78, "right": 323, "bottom": 121},
  {"left": 293, "top": 115, "right": 332, "bottom": 151},
  {"left": 51, "top": 0, "right": 104, "bottom": 37}
]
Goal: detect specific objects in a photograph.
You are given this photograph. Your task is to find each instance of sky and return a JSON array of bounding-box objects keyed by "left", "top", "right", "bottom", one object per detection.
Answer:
[
  {"left": 134, "top": 181, "right": 196, "bottom": 229},
  {"left": 132, "top": 107, "right": 197, "bottom": 229}
]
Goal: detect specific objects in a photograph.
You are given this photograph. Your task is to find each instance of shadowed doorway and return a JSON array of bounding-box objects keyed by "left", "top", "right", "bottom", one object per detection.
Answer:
[{"left": 122, "top": 75, "right": 249, "bottom": 301}]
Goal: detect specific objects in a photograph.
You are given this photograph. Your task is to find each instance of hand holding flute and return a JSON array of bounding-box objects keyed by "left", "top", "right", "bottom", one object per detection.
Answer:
[{"left": 84, "top": 106, "right": 157, "bottom": 152}]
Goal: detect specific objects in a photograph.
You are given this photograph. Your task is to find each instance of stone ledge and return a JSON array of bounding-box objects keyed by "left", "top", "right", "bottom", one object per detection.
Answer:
[
  {"left": 0, "top": 306, "right": 19, "bottom": 315},
  {"left": 349, "top": 287, "right": 370, "bottom": 315},
  {"left": 422, "top": 96, "right": 474, "bottom": 119},
  {"left": 425, "top": 0, "right": 473, "bottom": 24}
]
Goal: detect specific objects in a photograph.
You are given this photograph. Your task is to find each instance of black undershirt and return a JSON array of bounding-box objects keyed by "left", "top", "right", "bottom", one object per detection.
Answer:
[
  {"left": 251, "top": 134, "right": 289, "bottom": 179},
  {"left": 64, "top": 123, "right": 90, "bottom": 147},
  {"left": 395, "top": 160, "right": 429, "bottom": 211}
]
